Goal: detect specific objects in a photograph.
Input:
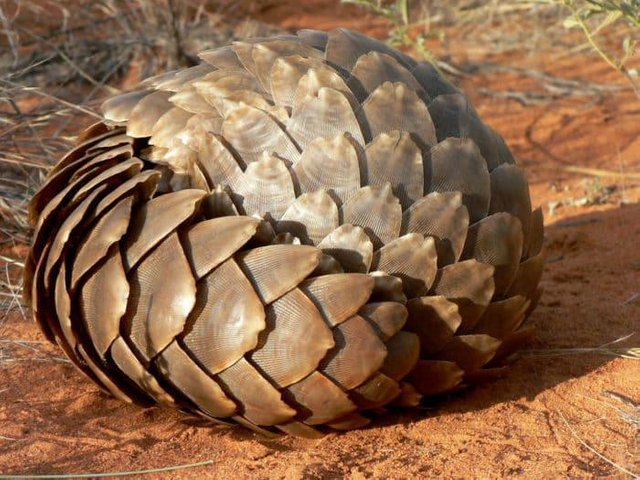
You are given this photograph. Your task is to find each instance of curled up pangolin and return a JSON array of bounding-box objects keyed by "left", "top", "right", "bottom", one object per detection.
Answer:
[{"left": 24, "top": 28, "right": 545, "bottom": 438}]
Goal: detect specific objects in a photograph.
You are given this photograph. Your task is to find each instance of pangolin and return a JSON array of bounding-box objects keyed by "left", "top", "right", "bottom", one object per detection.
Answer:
[{"left": 23, "top": 28, "right": 544, "bottom": 438}]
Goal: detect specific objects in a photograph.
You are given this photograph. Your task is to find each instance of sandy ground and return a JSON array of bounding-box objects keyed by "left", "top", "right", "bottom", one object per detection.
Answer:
[{"left": 1, "top": 1, "right": 639, "bottom": 478}]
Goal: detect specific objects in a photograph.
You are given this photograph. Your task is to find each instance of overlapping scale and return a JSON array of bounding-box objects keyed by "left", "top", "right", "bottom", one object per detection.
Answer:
[
  {"left": 126, "top": 233, "right": 196, "bottom": 360},
  {"left": 182, "top": 258, "right": 265, "bottom": 374},
  {"left": 371, "top": 233, "right": 438, "bottom": 298},
  {"left": 341, "top": 184, "right": 402, "bottom": 249},
  {"left": 25, "top": 27, "right": 544, "bottom": 438},
  {"left": 428, "top": 137, "right": 490, "bottom": 223},
  {"left": 222, "top": 105, "right": 300, "bottom": 165},
  {"left": 289, "top": 86, "right": 365, "bottom": 149},
  {"left": 277, "top": 190, "right": 339, "bottom": 245},
  {"left": 250, "top": 288, "right": 334, "bottom": 387},
  {"left": 359, "top": 81, "right": 437, "bottom": 146},
  {"left": 292, "top": 133, "right": 361, "bottom": 205},
  {"left": 401, "top": 191, "right": 469, "bottom": 267},
  {"left": 320, "top": 314, "right": 387, "bottom": 389},
  {"left": 365, "top": 130, "right": 423, "bottom": 209},
  {"left": 233, "top": 153, "right": 296, "bottom": 220},
  {"left": 318, "top": 224, "right": 373, "bottom": 273}
]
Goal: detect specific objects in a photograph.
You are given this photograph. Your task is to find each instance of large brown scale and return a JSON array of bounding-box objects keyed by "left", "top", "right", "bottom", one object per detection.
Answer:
[{"left": 24, "top": 28, "right": 544, "bottom": 438}]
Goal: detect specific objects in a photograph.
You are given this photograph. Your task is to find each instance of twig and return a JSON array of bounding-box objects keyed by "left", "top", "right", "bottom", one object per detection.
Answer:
[
  {"left": 557, "top": 410, "right": 638, "bottom": 477},
  {"left": 563, "top": 165, "right": 640, "bottom": 181},
  {"left": 0, "top": 459, "right": 214, "bottom": 479}
]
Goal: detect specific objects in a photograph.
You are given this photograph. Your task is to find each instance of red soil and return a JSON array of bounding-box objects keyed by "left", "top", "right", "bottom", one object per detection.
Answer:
[{"left": 1, "top": 1, "right": 638, "bottom": 477}]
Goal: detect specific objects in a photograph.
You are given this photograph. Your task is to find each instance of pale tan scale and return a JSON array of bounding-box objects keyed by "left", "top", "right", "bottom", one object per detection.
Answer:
[
  {"left": 277, "top": 190, "right": 339, "bottom": 245},
  {"left": 292, "top": 133, "right": 361, "bottom": 205},
  {"left": 25, "top": 28, "right": 543, "bottom": 438}
]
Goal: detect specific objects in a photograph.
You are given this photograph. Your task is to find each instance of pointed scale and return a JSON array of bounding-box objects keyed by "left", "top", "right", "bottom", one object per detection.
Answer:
[
  {"left": 381, "top": 331, "right": 420, "bottom": 380},
  {"left": 472, "top": 295, "right": 530, "bottom": 339},
  {"left": 526, "top": 207, "right": 544, "bottom": 259},
  {"left": 233, "top": 153, "right": 296, "bottom": 220},
  {"left": 341, "top": 184, "right": 402, "bottom": 249},
  {"left": 359, "top": 302, "right": 408, "bottom": 341},
  {"left": 297, "top": 29, "right": 329, "bottom": 50},
  {"left": 126, "top": 233, "right": 197, "bottom": 361},
  {"left": 371, "top": 233, "right": 438, "bottom": 298},
  {"left": 292, "top": 65, "right": 355, "bottom": 107},
  {"left": 410, "top": 62, "right": 459, "bottom": 101},
  {"left": 506, "top": 251, "right": 545, "bottom": 300},
  {"left": 250, "top": 288, "right": 334, "bottom": 388},
  {"left": 53, "top": 262, "right": 76, "bottom": 351},
  {"left": 216, "top": 357, "right": 296, "bottom": 426},
  {"left": 284, "top": 371, "right": 357, "bottom": 425},
  {"left": 320, "top": 314, "right": 387, "bottom": 390},
  {"left": 461, "top": 212, "right": 524, "bottom": 295},
  {"left": 434, "top": 334, "right": 501, "bottom": 372},
  {"left": 126, "top": 91, "right": 173, "bottom": 138},
  {"left": 401, "top": 191, "right": 469, "bottom": 267},
  {"left": 350, "top": 51, "right": 422, "bottom": 95},
  {"left": 48, "top": 126, "right": 125, "bottom": 178},
  {"left": 155, "top": 340, "right": 237, "bottom": 418},
  {"left": 275, "top": 421, "right": 324, "bottom": 439},
  {"left": 123, "top": 189, "right": 206, "bottom": 271},
  {"left": 431, "top": 259, "right": 495, "bottom": 331},
  {"left": 428, "top": 137, "right": 490, "bottom": 224},
  {"left": 182, "top": 258, "right": 266, "bottom": 374},
  {"left": 365, "top": 130, "right": 424, "bottom": 209},
  {"left": 406, "top": 360, "right": 464, "bottom": 396},
  {"left": 428, "top": 93, "right": 514, "bottom": 170},
  {"left": 201, "top": 186, "right": 239, "bottom": 218},
  {"left": 277, "top": 190, "right": 339, "bottom": 245},
  {"left": 318, "top": 224, "right": 373, "bottom": 273},
  {"left": 183, "top": 216, "right": 260, "bottom": 280},
  {"left": 149, "top": 107, "right": 193, "bottom": 148},
  {"left": 101, "top": 91, "right": 150, "bottom": 123},
  {"left": 325, "top": 28, "right": 416, "bottom": 72},
  {"left": 71, "top": 196, "right": 133, "bottom": 289},
  {"left": 292, "top": 133, "right": 361, "bottom": 205},
  {"left": 289, "top": 86, "right": 365, "bottom": 150},
  {"left": 80, "top": 246, "right": 130, "bottom": 356},
  {"left": 43, "top": 185, "right": 108, "bottom": 290},
  {"left": 154, "top": 63, "right": 213, "bottom": 92},
  {"left": 350, "top": 372, "right": 401, "bottom": 410},
  {"left": 250, "top": 40, "right": 323, "bottom": 93},
  {"left": 405, "top": 295, "right": 462, "bottom": 355},
  {"left": 169, "top": 87, "right": 218, "bottom": 115},
  {"left": 489, "top": 164, "right": 532, "bottom": 256},
  {"left": 327, "top": 412, "right": 371, "bottom": 431},
  {"left": 269, "top": 55, "right": 325, "bottom": 107},
  {"left": 30, "top": 144, "right": 132, "bottom": 227},
  {"left": 359, "top": 81, "right": 437, "bottom": 146},
  {"left": 222, "top": 105, "right": 300, "bottom": 165},
  {"left": 198, "top": 45, "right": 244, "bottom": 70},
  {"left": 77, "top": 345, "right": 135, "bottom": 404},
  {"left": 236, "top": 244, "right": 320, "bottom": 304},
  {"left": 369, "top": 272, "right": 407, "bottom": 304},
  {"left": 299, "top": 273, "right": 375, "bottom": 327},
  {"left": 110, "top": 337, "right": 176, "bottom": 406}
]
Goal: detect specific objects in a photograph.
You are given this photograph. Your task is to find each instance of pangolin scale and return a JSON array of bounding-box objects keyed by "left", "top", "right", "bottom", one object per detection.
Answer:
[{"left": 24, "top": 28, "right": 544, "bottom": 438}]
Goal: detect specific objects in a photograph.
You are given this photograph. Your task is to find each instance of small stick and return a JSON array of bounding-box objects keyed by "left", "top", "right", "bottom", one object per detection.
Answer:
[{"left": 0, "top": 460, "right": 214, "bottom": 479}]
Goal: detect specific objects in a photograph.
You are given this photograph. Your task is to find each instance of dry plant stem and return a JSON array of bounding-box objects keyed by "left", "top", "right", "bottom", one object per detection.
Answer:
[
  {"left": 557, "top": 410, "right": 638, "bottom": 477},
  {"left": 0, "top": 459, "right": 214, "bottom": 479},
  {"left": 563, "top": 165, "right": 640, "bottom": 181}
]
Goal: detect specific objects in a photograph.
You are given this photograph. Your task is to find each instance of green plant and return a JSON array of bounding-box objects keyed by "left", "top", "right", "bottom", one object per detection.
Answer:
[
  {"left": 340, "top": 0, "right": 443, "bottom": 68},
  {"left": 540, "top": 0, "right": 639, "bottom": 96}
]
